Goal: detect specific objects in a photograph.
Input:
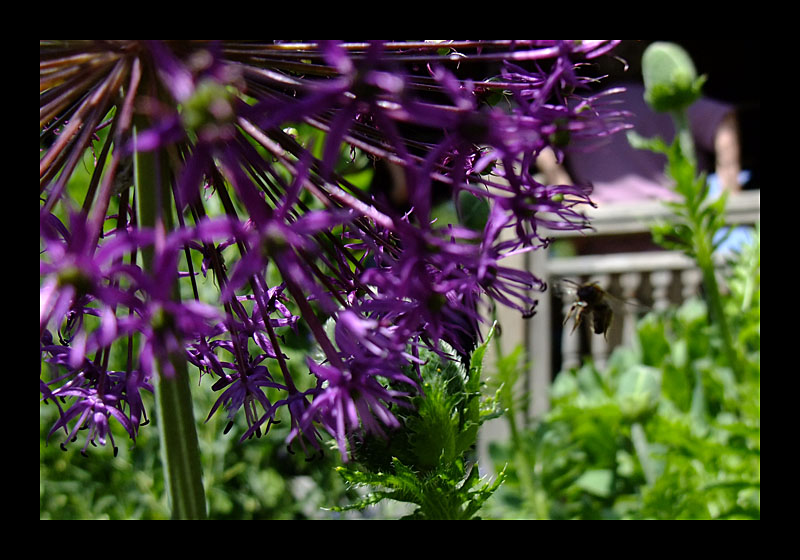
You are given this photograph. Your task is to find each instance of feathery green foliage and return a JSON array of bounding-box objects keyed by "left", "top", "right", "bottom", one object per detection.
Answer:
[{"left": 332, "top": 326, "right": 505, "bottom": 519}]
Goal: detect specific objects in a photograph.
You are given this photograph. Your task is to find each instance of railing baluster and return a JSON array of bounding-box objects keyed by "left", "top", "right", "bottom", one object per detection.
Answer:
[
  {"left": 620, "top": 271, "right": 642, "bottom": 346},
  {"left": 681, "top": 268, "right": 703, "bottom": 301},
  {"left": 650, "top": 270, "right": 673, "bottom": 312}
]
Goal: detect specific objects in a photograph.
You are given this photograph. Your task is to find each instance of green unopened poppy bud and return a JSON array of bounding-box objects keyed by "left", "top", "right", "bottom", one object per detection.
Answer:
[{"left": 642, "top": 42, "right": 706, "bottom": 113}]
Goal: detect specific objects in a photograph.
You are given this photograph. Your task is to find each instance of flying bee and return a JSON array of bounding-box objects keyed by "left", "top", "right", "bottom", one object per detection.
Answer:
[{"left": 557, "top": 278, "right": 646, "bottom": 339}]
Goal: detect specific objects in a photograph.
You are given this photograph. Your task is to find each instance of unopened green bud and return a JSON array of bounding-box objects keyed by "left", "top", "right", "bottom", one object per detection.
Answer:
[{"left": 642, "top": 42, "right": 706, "bottom": 113}]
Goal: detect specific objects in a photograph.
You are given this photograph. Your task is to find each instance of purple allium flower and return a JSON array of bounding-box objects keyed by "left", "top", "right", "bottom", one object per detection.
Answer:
[
  {"left": 40, "top": 210, "right": 146, "bottom": 344},
  {"left": 277, "top": 389, "right": 325, "bottom": 457},
  {"left": 131, "top": 226, "right": 224, "bottom": 379},
  {"left": 205, "top": 363, "right": 286, "bottom": 441},
  {"left": 41, "top": 40, "right": 628, "bottom": 457},
  {"left": 47, "top": 385, "right": 132, "bottom": 456},
  {"left": 41, "top": 348, "right": 151, "bottom": 455},
  {"left": 290, "top": 356, "right": 413, "bottom": 461}
]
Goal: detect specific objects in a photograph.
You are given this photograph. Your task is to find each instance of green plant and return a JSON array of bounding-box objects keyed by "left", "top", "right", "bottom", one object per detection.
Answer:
[
  {"left": 332, "top": 326, "right": 505, "bottom": 519},
  {"left": 489, "top": 237, "right": 760, "bottom": 519}
]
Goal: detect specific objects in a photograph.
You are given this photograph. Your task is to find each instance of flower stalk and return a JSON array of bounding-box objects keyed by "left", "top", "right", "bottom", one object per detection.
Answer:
[
  {"left": 134, "top": 118, "right": 207, "bottom": 520},
  {"left": 690, "top": 196, "right": 742, "bottom": 383}
]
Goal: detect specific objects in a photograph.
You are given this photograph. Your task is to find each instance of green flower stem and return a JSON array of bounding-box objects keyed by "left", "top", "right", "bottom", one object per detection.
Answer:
[
  {"left": 489, "top": 316, "right": 548, "bottom": 519},
  {"left": 506, "top": 407, "right": 548, "bottom": 519},
  {"left": 674, "top": 110, "right": 741, "bottom": 382},
  {"left": 152, "top": 354, "right": 208, "bottom": 520},
  {"left": 134, "top": 120, "right": 208, "bottom": 520},
  {"left": 671, "top": 109, "right": 696, "bottom": 169},
  {"left": 665, "top": 108, "right": 742, "bottom": 384},
  {"left": 695, "top": 238, "right": 742, "bottom": 382}
]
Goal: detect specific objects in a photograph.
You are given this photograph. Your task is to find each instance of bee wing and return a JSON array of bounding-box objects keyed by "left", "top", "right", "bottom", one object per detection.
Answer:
[
  {"left": 553, "top": 278, "right": 581, "bottom": 298},
  {"left": 602, "top": 290, "right": 651, "bottom": 312},
  {"left": 553, "top": 278, "right": 650, "bottom": 311}
]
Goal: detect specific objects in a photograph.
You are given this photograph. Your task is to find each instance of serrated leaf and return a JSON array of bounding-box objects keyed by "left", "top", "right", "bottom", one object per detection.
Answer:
[
  {"left": 333, "top": 333, "right": 507, "bottom": 519},
  {"left": 454, "top": 421, "right": 479, "bottom": 456},
  {"left": 616, "top": 365, "right": 661, "bottom": 419},
  {"left": 329, "top": 491, "right": 389, "bottom": 512},
  {"left": 469, "top": 321, "right": 496, "bottom": 383}
]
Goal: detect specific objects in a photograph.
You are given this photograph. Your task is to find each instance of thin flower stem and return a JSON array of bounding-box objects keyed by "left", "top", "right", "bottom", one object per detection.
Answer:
[
  {"left": 671, "top": 110, "right": 697, "bottom": 171},
  {"left": 134, "top": 117, "right": 208, "bottom": 520},
  {"left": 673, "top": 111, "right": 742, "bottom": 382},
  {"left": 696, "top": 241, "right": 742, "bottom": 382},
  {"left": 653, "top": 107, "right": 743, "bottom": 384},
  {"left": 254, "top": 286, "right": 299, "bottom": 393},
  {"left": 277, "top": 259, "right": 346, "bottom": 371},
  {"left": 506, "top": 402, "right": 545, "bottom": 518},
  {"left": 152, "top": 353, "right": 208, "bottom": 519}
]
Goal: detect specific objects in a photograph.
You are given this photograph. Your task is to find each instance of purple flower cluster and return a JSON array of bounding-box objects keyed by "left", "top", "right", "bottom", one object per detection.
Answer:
[{"left": 40, "top": 41, "right": 629, "bottom": 460}]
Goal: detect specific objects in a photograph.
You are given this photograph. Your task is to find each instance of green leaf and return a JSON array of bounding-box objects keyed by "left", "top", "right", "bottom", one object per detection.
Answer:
[
  {"left": 626, "top": 130, "right": 668, "bottom": 154},
  {"left": 636, "top": 313, "right": 672, "bottom": 366},
  {"left": 616, "top": 365, "right": 661, "bottom": 420},
  {"left": 457, "top": 189, "right": 491, "bottom": 231},
  {"left": 469, "top": 321, "right": 496, "bottom": 382},
  {"left": 336, "top": 333, "right": 506, "bottom": 519},
  {"left": 650, "top": 216, "right": 689, "bottom": 242},
  {"left": 574, "top": 469, "right": 614, "bottom": 498}
]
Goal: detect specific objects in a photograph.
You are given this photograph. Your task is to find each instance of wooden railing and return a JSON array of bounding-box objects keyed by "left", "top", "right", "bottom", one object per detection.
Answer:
[{"left": 487, "top": 189, "right": 760, "bottom": 420}]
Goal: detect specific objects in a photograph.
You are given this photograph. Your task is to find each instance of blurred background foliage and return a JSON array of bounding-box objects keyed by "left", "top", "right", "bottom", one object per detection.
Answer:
[{"left": 485, "top": 227, "right": 759, "bottom": 519}]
